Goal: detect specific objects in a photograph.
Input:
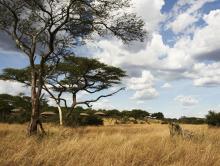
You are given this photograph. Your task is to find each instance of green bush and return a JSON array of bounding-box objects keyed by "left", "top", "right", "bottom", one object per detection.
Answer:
[
  {"left": 151, "top": 112, "right": 164, "bottom": 119},
  {"left": 178, "top": 116, "right": 206, "bottom": 124},
  {"left": 64, "top": 111, "right": 103, "bottom": 127},
  {"left": 206, "top": 111, "right": 220, "bottom": 127}
]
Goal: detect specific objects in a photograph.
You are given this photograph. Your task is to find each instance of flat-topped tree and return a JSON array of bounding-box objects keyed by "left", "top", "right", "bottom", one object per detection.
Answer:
[
  {"left": 0, "top": 56, "right": 126, "bottom": 125},
  {"left": 0, "top": 0, "right": 146, "bottom": 135},
  {"left": 46, "top": 56, "right": 126, "bottom": 115}
]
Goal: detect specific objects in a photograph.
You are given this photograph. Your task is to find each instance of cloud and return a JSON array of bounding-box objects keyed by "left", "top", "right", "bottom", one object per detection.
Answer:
[
  {"left": 131, "top": 88, "right": 159, "bottom": 100},
  {"left": 165, "top": 7, "right": 220, "bottom": 63},
  {"left": 184, "top": 62, "right": 220, "bottom": 86},
  {"left": 168, "top": 13, "right": 197, "bottom": 34},
  {"left": 160, "top": 9, "right": 220, "bottom": 82},
  {"left": 132, "top": 0, "right": 165, "bottom": 31},
  {"left": 126, "top": 70, "right": 159, "bottom": 101},
  {"left": 93, "top": 33, "right": 169, "bottom": 73},
  {"left": 0, "top": 80, "right": 30, "bottom": 96},
  {"left": 191, "top": 9, "right": 220, "bottom": 61},
  {"left": 168, "top": 9, "right": 220, "bottom": 62},
  {"left": 161, "top": 83, "right": 172, "bottom": 89},
  {"left": 174, "top": 95, "right": 199, "bottom": 106},
  {"left": 166, "top": 0, "right": 216, "bottom": 34}
]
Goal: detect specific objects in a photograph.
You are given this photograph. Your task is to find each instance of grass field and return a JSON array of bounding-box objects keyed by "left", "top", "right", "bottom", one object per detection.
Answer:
[{"left": 0, "top": 123, "right": 220, "bottom": 166}]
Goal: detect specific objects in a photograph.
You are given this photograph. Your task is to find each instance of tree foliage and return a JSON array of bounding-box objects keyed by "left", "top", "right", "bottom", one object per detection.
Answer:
[
  {"left": 178, "top": 116, "right": 206, "bottom": 124},
  {"left": 0, "top": 94, "right": 32, "bottom": 123},
  {"left": 151, "top": 112, "right": 164, "bottom": 119},
  {"left": 47, "top": 56, "right": 126, "bottom": 109},
  {"left": 206, "top": 111, "right": 220, "bottom": 127}
]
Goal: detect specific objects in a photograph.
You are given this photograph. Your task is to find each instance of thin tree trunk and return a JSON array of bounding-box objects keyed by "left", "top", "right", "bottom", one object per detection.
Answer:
[
  {"left": 66, "top": 93, "right": 76, "bottom": 118},
  {"left": 57, "top": 104, "right": 63, "bottom": 125},
  {"left": 28, "top": 96, "right": 41, "bottom": 135},
  {"left": 28, "top": 69, "right": 38, "bottom": 135}
]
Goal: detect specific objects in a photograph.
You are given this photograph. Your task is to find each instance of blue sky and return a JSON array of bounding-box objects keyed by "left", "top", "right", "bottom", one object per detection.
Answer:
[{"left": 1, "top": 0, "right": 220, "bottom": 118}]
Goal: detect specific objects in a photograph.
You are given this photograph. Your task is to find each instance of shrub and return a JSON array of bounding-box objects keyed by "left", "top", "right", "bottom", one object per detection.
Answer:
[
  {"left": 178, "top": 116, "right": 206, "bottom": 124},
  {"left": 151, "top": 112, "right": 164, "bottom": 119},
  {"left": 64, "top": 111, "right": 103, "bottom": 127},
  {"left": 206, "top": 111, "right": 220, "bottom": 127}
]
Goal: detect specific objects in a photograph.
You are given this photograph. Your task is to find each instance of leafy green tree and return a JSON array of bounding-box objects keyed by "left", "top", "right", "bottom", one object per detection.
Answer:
[
  {"left": 0, "top": 94, "right": 32, "bottom": 123},
  {"left": 0, "top": 0, "right": 146, "bottom": 135},
  {"left": 105, "top": 109, "right": 121, "bottom": 118},
  {"left": 206, "top": 111, "right": 220, "bottom": 126},
  {"left": 46, "top": 56, "right": 126, "bottom": 113},
  {"left": 151, "top": 112, "right": 164, "bottom": 119},
  {"left": 0, "top": 94, "right": 52, "bottom": 123},
  {"left": 0, "top": 95, "right": 13, "bottom": 121},
  {"left": 130, "top": 109, "right": 150, "bottom": 119}
]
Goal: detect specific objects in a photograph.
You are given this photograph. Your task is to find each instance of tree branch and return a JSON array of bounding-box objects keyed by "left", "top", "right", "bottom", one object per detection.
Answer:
[{"left": 76, "top": 87, "right": 125, "bottom": 107}]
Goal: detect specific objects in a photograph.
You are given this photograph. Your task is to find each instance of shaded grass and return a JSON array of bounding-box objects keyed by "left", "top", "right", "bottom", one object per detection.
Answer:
[{"left": 0, "top": 123, "right": 219, "bottom": 166}]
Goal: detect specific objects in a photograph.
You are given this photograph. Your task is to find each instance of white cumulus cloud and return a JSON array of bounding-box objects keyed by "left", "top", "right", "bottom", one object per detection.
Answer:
[
  {"left": 161, "top": 83, "right": 172, "bottom": 89},
  {"left": 126, "top": 70, "right": 159, "bottom": 101},
  {"left": 0, "top": 80, "right": 30, "bottom": 96},
  {"left": 175, "top": 95, "right": 199, "bottom": 106}
]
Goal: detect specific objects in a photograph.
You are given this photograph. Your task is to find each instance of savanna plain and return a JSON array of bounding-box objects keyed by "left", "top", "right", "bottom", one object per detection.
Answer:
[{"left": 0, "top": 123, "right": 220, "bottom": 166}]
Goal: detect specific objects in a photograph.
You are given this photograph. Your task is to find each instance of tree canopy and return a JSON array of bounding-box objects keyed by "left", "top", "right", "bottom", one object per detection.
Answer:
[{"left": 206, "top": 111, "right": 220, "bottom": 126}]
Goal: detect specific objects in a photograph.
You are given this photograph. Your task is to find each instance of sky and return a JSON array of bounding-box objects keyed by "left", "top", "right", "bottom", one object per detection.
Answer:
[{"left": 1, "top": 0, "right": 220, "bottom": 118}]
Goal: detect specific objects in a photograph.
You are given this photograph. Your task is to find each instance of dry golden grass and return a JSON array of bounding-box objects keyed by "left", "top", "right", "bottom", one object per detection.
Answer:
[{"left": 0, "top": 123, "right": 220, "bottom": 166}]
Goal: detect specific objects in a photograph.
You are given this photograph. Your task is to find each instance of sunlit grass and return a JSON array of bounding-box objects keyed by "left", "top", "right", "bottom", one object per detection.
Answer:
[{"left": 0, "top": 123, "right": 219, "bottom": 166}]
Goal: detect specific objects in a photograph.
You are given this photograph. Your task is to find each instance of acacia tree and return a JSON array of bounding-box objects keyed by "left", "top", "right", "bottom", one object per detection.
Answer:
[
  {"left": 45, "top": 56, "right": 126, "bottom": 118},
  {"left": 0, "top": 0, "right": 146, "bottom": 134},
  {"left": 0, "top": 56, "right": 126, "bottom": 125}
]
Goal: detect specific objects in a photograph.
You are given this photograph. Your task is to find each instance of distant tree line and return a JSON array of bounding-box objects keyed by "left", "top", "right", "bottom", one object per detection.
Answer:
[
  {"left": 0, "top": 94, "right": 164, "bottom": 126},
  {"left": 1, "top": 94, "right": 220, "bottom": 127},
  {"left": 178, "top": 116, "right": 206, "bottom": 124}
]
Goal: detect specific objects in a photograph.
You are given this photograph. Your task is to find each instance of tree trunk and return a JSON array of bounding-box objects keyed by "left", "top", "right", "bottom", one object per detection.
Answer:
[
  {"left": 28, "top": 87, "right": 40, "bottom": 135},
  {"left": 27, "top": 69, "right": 45, "bottom": 135},
  {"left": 57, "top": 104, "right": 63, "bottom": 125},
  {"left": 66, "top": 93, "right": 76, "bottom": 118}
]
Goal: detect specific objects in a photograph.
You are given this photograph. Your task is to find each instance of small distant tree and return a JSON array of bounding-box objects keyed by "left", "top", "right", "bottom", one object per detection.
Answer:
[
  {"left": 0, "top": 94, "right": 32, "bottom": 123},
  {"left": 151, "top": 112, "right": 164, "bottom": 119},
  {"left": 0, "top": 0, "right": 146, "bottom": 135},
  {"left": 105, "top": 109, "right": 121, "bottom": 118},
  {"left": 206, "top": 111, "right": 220, "bottom": 127},
  {"left": 130, "top": 109, "right": 150, "bottom": 119}
]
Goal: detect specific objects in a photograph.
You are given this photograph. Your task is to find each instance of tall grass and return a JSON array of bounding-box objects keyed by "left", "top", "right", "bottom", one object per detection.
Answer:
[{"left": 0, "top": 123, "right": 219, "bottom": 166}]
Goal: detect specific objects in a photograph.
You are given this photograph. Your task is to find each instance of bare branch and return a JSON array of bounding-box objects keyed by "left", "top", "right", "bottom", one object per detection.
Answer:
[{"left": 76, "top": 87, "right": 125, "bottom": 107}]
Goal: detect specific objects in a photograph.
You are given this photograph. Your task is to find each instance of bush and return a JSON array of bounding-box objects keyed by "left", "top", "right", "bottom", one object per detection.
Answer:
[
  {"left": 178, "top": 116, "right": 206, "bottom": 124},
  {"left": 206, "top": 111, "right": 220, "bottom": 127},
  {"left": 151, "top": 112, "right": 164, "bottom": 119},
  {"left": 64, "top": 111, "right": 103, "bottom": 127}
]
